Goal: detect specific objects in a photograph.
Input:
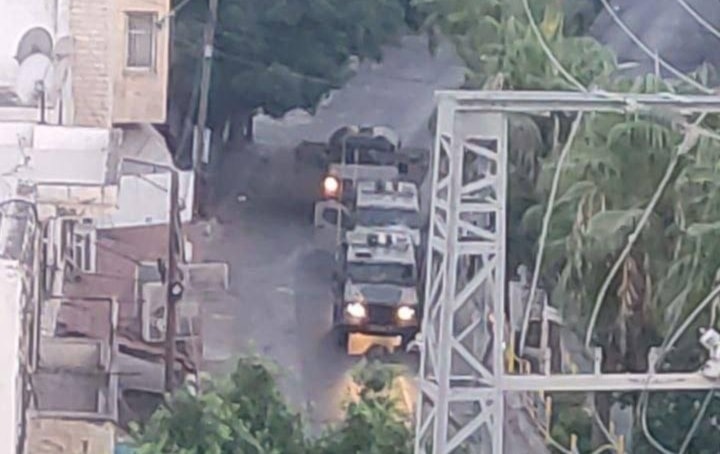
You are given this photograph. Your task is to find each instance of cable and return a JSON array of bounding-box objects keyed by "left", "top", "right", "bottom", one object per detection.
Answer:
[
  {"left": 584, "top": 119, "right": 704, "bottom": 348},
  {"left": 158, "top": 0, "right": 196, "bottom": 25},
  {"left": 597, "top": 0, "right": 715, "bottom": 94},
  {"left": 518, "top": 112, "right": 584, "bottom": 357},
  {"left": 520, "top": 3, "right": 720, "bottom": 451},
  {"left": 174, "top": 35, "right": 339, "bottom": 87},
  {"left": 672, "top": 0, "right": 720, "bottom": 41},
  {"left": 522, "top": 0, "right": 587, "bottom": 93},
  {"left": 678, "top": 390, "right": 715, "bottom": 454}
]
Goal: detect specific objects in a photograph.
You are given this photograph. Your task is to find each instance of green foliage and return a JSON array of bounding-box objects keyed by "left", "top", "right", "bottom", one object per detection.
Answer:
[
  {"left": 314, "top": 360, "right": 413, "bottom": 454},
  {"left": 131, "top": 357, "right": 307, "bottom": 454},
  {"left": 131, "top": 357, "right": 413, "bottom": 454},
  {"left": 419, "top": 0, "right": 720, "bottom": 451}
]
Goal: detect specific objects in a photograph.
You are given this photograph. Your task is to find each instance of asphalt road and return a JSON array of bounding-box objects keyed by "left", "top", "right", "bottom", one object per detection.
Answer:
[{"left": 201, "top": 35, "right": 465, "bottom": 429}]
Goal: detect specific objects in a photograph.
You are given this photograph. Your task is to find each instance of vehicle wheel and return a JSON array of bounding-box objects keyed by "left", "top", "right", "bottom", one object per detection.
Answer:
[
  {"left": 335, "top": 328, "right": 348, "bottom": 348},
  {"left": 400, "top": 333, "right": 415, "bottom": 350}
]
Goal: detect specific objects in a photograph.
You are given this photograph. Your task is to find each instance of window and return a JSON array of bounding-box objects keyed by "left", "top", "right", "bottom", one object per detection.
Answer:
[
  {"left": 67, "top": 220, "right": 96, "bottom": 273},
  {"left": 126, "top": 12, "right": 156, "bottom": 69}
]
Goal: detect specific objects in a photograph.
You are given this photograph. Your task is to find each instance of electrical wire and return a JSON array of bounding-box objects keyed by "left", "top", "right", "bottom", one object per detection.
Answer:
[
  {"left": 637, "top": 276, "right": 720, "bottom": 453},
  {"left": 584, "top": 120, "right": 704, "bottom": 348},
  {"left": 521, "top": 0, "right": 586, "bottom": 92},
  {"left": 520, "top": 2, "right": 720, "bottom": 452},
  {"left": 678, "top": 390, "right": 715, "bottom": 454},
  {"left": 672, "top": 0, "right": 720, "bottom": 41},
  {"left": 597, "top": 0, "right": 715, "bottom": 95},
  {"left": 518, "top": 111, "right": 584, "bottom": 357}
]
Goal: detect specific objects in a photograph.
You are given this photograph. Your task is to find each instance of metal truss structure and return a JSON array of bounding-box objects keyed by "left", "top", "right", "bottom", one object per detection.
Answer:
[{"left": 415, "top": 91, "right": 720, "bottom": 454}]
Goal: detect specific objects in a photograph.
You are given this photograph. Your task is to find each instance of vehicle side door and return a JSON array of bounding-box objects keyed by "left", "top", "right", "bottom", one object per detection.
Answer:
[{"left": 313, "top": 200, "right": 354, "bottom": 253}]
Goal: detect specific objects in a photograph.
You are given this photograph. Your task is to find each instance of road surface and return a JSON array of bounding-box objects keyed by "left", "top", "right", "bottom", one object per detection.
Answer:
[{"left": 201, "top": 35, "right": 464, "bottom": 428}]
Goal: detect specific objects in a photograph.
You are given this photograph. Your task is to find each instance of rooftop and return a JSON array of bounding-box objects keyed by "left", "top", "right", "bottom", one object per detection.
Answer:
[
  {"left": 346, "top": 229, "right": 415, "bottom": 264},
  {"left": 356, "top": 180, "right": 419, "bottom": 210}
]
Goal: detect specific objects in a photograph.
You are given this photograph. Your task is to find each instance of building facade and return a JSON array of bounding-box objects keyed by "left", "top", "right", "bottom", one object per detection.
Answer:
[{"left": 0, "top": 0, "right": 170, "bottom": 126}]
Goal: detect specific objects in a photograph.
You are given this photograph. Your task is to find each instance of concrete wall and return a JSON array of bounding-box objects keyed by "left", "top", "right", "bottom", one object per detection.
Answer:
[
  {"left": 111, "top": 0, "right": 170, "bottom": 124},
  {"left": 95, "top": 170, "right": 193, "bottom": 229},
  {"left": 25, "top": 418, "right": 114, "bottom": 454},
  {"left": 32, "top": 124, "right": 110, "bottom": 150}
]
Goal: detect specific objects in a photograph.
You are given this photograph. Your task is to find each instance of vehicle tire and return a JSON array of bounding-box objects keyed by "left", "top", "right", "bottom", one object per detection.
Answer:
[
  {"left": 335, "top": 328, "right": 348, "bottom": 348},
  {"left": 400, "top": 332, "right": 416, "bottom": 350}
]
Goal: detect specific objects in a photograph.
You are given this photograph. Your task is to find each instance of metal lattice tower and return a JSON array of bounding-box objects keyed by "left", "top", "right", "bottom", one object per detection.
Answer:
[{"left": 415, "top": 91, "right": 720, "bottom": 454}]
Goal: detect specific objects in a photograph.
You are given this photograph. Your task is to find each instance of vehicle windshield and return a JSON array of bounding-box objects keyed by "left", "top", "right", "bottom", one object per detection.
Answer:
[
  {"left": 329, "top": 147, "right": 394, "bottom": 165},
  {"left": 347, "top": 262, "right": 416, "bottom": 286},
  {"left": 356, "top": 207, "right": 422, "bottom": 229}
]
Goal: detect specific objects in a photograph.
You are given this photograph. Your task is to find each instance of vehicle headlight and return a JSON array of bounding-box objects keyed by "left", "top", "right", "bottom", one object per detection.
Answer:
[
  {"left": 323, "top": 176, "right": 339, "bottom": 196},
  {"left": 397, "top": 306, "right": 415, "bottom": 321},
  {"left": 345, "top": 301, "right": 367, "bottom": 318}
]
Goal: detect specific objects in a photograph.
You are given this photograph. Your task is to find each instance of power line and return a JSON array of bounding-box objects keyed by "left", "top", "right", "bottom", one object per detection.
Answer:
[
  {"left": 519, "top": 1, "right": 720, "bottom": 451},
  {"left": 158, "top": 0, "right": 197, "bottom": 25},
  {"left": 673, "top": 0, "right": 720, "bottom": 41},
  {"left": 597, "top": 0, "right": 715, "bottom": 94}
]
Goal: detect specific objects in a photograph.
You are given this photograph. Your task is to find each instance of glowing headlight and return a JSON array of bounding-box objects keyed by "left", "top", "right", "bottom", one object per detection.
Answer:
[
  {"left": 397, "top": 306, "right": 415, "bottom": 321},
  {"left": 323, "top": 176, "right": 339, "bottom": 196},
  {"left": 345, "top": 302, "right": 367, "bottom": 318}
]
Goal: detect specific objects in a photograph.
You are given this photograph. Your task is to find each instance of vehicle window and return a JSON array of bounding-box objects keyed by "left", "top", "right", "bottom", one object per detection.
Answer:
[
  {"left": 322, "top": 208, "right": 338, "bottom": 225},
  {"left": 322, "top": 208, "right": 353, "bottom": 229},
  {"left": 347, "top": 262, "right": 416, "bottom": 286},
  {"left": 356, "top": 207, "right": 422, "bottom": 229}
]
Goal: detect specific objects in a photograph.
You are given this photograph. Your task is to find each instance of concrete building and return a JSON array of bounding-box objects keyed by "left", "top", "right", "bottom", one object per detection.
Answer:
[
  {"left": 0, "top": 200, "right": 41, "bottom": 454},
  {"left": 26, "top": 297, "right": 119, "bottom": 454},
  {"left": 0, "top": 0, "right": 171, "bottom": 127},
  {"left": 0, "top": 2, "right": 231, "bottom": 452}
]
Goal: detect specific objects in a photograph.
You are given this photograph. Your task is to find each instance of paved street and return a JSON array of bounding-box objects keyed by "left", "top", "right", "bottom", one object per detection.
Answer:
[{"left": 201, "top": 35, "right": 464, "bottom": 428}]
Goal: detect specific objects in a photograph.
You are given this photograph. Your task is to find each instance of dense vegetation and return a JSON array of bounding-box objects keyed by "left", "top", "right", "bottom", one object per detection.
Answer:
[
  {"left": 414, "top": 0, "right": 720, "bottom": 451},
  {"left": 131, "top": 357, "right": 412, "bottom": 454}
]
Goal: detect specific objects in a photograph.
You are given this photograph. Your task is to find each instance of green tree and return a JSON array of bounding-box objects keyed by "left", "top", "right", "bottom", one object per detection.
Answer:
[
  {"left": 131, "top": 357, "right": 414, "bottom": 453},
  {"left": 418, "top": 0, "right": 720, "bottom": 451},
  {"left": 314, "top": 360, "right": 413, "bottom": 454},
  {"left": 171, "top": 0, "right": 410, "bottom": 145},
  {"left": 131, "top": 357, "right": 307, "bottom": 453}
]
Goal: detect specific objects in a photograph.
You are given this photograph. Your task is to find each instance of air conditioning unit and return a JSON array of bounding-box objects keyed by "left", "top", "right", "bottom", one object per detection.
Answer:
[{"left": 141, "top": 282, "right": 200, "bottom": 343}]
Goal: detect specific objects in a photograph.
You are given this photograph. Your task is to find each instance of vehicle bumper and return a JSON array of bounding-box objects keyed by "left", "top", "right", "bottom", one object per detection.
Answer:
[{"left": 335, "top": 320, "right": 419, "bottom": 338}]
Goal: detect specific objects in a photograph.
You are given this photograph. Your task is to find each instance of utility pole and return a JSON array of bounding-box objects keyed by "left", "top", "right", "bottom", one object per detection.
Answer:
[
  {"left": 193, "top": 0, "right": 219, "bottom": 218},
  {"left": 164, "top": 169, "right": 181, "bottom": 392}
]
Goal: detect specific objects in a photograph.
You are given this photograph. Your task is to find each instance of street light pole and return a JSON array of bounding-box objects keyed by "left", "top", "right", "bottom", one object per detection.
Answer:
[
  {"left": 121, "top": 157, "right": 183, "bottom": 392},
  {"left": 193, "top": 0, "right": 219, "bottom": 218},
  {"left": 164, "top": 169, "right": 181, "bottom": 392}
]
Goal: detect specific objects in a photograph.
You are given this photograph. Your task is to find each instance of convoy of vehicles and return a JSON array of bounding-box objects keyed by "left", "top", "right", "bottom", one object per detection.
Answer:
[{"left": 306, "top": 125, "right": 430, "bottom": 353}]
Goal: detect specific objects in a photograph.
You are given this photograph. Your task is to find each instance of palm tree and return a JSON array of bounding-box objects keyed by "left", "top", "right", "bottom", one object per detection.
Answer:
[{"left": 422, "top": 0, "right": 720, "bottom": 449}]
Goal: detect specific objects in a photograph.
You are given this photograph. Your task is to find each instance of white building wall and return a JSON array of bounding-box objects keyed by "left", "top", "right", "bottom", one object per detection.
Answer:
[
  {"left": 0, "top": 261, "right": 23, "bottom": 454},
  {"left": 95, "top": 171, "right": 194, "bottom": 229}
]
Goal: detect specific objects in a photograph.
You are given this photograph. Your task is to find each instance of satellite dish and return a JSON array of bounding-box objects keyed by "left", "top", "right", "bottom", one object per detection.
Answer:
[
  {"left": 53, "top": 36, "right": 73, "bottom": 58},
  {"left": 46, "top": 58, "right": 70, "bottom": 104},
  {"left": 15, "top": 27, "right": 53, "bottom": 63},
  {"left": 14, "top": 53, "right": 53, "bottom": 105}
]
